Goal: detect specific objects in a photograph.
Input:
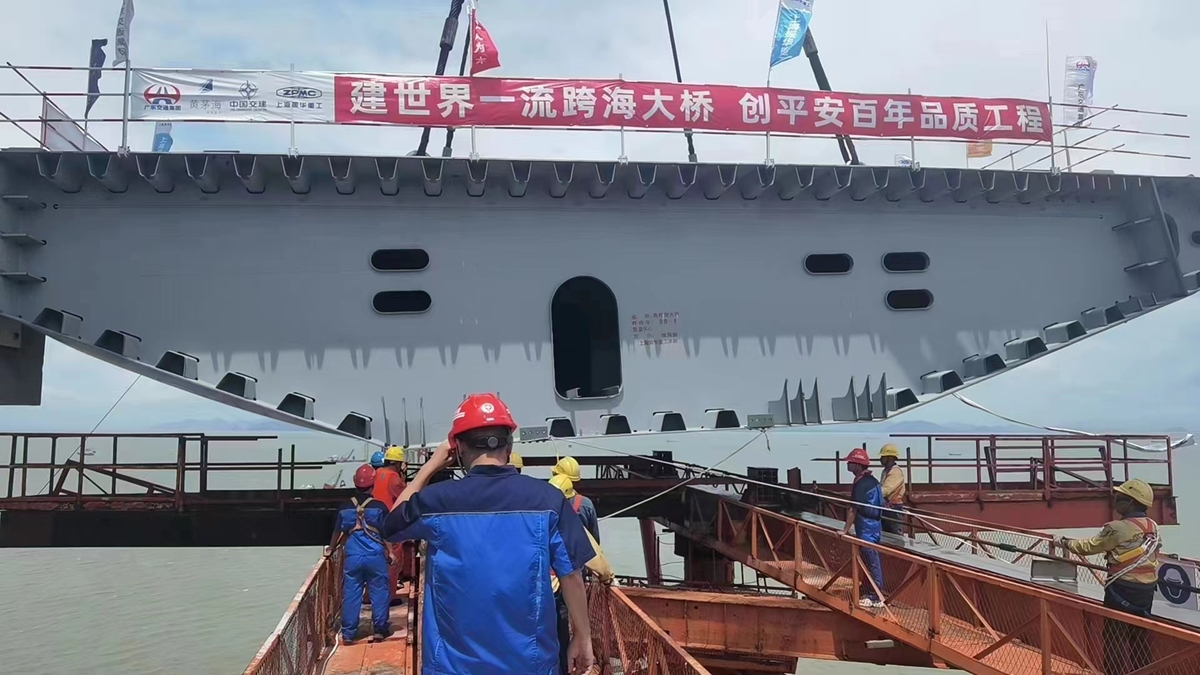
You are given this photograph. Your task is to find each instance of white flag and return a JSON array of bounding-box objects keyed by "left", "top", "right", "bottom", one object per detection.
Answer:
[{"left": 113, "top": 0, "right": 135, "bottom": 66}]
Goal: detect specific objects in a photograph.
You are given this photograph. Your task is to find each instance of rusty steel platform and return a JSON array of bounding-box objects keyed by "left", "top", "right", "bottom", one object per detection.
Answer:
[
  {"left": 0, "top": 431, "right": 1177, "bottom": 546},
  {"left": 242, "top": 470, "right": 1200, "bottom": 675}
]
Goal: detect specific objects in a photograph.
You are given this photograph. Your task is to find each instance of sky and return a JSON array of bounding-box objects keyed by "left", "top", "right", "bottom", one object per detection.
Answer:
[
  {"left": 1, "top": 1, "right": 1199, "bottom": 434},
  {"left": 0, "top": 0, "right": 1195, "bottom": 173}
]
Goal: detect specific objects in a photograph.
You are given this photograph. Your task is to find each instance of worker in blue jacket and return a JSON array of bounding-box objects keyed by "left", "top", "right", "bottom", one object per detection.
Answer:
[
  {"left": 841, "top": 447, "right": 886, "bottom": 609},
  {"left": 328, "top": 463, "right": 393, "bottom": 645},
  {"left": 383, "top": 394, "right": 597, "bottom": 675}
]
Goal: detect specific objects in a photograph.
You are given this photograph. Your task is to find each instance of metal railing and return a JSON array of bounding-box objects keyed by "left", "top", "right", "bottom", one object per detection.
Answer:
[
  {"left": 588, "top": 582, "right": 711, "bottom": 675},
  {"left": 0, "top": 432, "right": 342, "bottom": 510},
  {"left": 0, "top": 64, "right": 1189, "bottom": 174},
  {"left": 822, "top": 433, "right": 1175, "bottom": 498},
  {"left": 242, "top": 549, "right": 343, "bottom": 675},
  {"left": 674, "top": 492, "right": 1200, "bottom": 675}
]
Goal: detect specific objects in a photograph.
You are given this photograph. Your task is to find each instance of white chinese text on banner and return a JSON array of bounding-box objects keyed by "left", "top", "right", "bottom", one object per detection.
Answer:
[
  {"left": 770, "top": 0, "right": 814, "bottom": 69},
  {"left": 152, "top": 122, "right": 174, "bottom": 152},
  {"left": 469, "top": 12, "right": 502, "bottom": 75},
  {"left": 1063, "top": 56, "right": 1097, "bottom": 127},
  {"left": 113, "top": 0, "right": 134, "bottom": 67}
]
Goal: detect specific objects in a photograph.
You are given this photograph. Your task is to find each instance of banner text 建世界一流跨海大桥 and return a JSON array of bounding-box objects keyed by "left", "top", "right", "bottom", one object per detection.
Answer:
[{"left": 127, "top": 69, "right": 1053, "bottom": 143}]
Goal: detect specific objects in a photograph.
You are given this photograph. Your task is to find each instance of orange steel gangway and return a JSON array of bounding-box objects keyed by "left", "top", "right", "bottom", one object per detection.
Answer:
[
  {"left": 242, "top": 544, "right": 713, "bottom": 675},
  {"left": 666, "top": 486, "right": 1200, "bottom": 675}
]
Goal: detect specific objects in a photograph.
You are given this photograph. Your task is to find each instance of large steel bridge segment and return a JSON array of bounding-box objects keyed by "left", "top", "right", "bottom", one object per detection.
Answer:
[{"left": 2, "top": 151, "right": 1198, "bottom": 446}]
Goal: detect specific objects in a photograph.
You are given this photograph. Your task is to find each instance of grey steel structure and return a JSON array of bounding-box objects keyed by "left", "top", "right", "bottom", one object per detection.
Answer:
[{"left": 1, "top": 150, "right": 1197, "bottom": 462}]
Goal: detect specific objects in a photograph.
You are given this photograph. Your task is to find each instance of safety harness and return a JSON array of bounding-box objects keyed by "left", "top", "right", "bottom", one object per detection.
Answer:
[
  {"left": 350, "top": 497, "right": 385, "bottom": 545},
  {"left": 1106, "top": 517, "right": 1160, "bottom": 588}
]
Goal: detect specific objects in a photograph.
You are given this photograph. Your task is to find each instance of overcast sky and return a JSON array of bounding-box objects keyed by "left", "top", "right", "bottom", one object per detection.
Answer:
[
  {"left": 1, "top": 1, "right": 1198, "bottom": 434},
  {"left": 0, "top": 0, "right": 1195, "bottom": 172}
]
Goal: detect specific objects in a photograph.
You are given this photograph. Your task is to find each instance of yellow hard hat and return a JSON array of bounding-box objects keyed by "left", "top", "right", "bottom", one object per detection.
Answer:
[
  {"left": 383, "top": 445, "right": 405, "bottom": 463},
  {"left": 509, "top": 451, "right": 524, "bottom": 470},
  {"left": 879, "top": 444, "right": 901, "bottom": 459},
  {"left": 551, "top": 456, "right": 581, "bottom": 482},
  {"left": 549, "top": 473, "right": 576, "bottom": 498},
  {"left": 1114, "top": 479, "right": 1154, "bottom": 508}
]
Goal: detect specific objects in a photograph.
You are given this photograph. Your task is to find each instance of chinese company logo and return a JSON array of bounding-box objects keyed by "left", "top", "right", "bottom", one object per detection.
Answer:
[
  {"left": 276, "top": 87, "right": 322, "bottom": 99},
  {"left": 199, "top": 79, "right": 214, "bottom": 93},
  {"left": 230, "top": 80, "right": 266, "bottom": 110},
  {"left": 143, "top": 84, "right": 181, "bottom": 105},
  {"left": 480, "top": 402, "right": 495, "bottom": 414},
  {"left": 1074, "top": 60, "right": 1093, "bottom": 71},
  {"left": 142, "top": 84, "right": 182, "bottom": 111}
]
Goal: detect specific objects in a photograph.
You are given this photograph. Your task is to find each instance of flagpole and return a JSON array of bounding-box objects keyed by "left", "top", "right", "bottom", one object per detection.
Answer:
[
  {"left": 119, "top": 59, "right": 131, "bottom": 153},
  {"left": 442, "top": 0, "right": 474, "bottom": 158},
  {"left": 661, "top": 0, "right": 697, "bottom": 162},
  {"left": 1044, "top": 20, "right": 1057, "bottom": 172}
]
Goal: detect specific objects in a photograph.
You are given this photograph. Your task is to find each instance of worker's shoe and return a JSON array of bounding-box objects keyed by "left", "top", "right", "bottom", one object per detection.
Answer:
[
  {"left": 370, "top": 627, "right": 394, "bottom": 643},
  {"left": 341, "top": 635, "right": 357, "bottom": 646},
  {"left": 858, "top": 597, "right": 884, "bottom": 609}
]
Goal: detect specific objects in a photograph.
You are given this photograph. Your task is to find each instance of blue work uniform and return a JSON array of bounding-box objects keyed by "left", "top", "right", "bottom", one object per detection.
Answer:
[
  {"left": 575, "top": 493, "right": 601, "bottom": 542},
  {"left": 334, "top": 493, "right": 392, "bottom": 641},
  {"left": 383, "top": 465, "right": 595, "bottom": 675},
  {"left": 850, "top": 470, "right": 886, "bottom": 602}
]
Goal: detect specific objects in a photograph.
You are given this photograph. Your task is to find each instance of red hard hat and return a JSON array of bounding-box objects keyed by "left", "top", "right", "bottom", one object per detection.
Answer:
[
  {"left": 449, "top": 393, "right": 517, "bottom": 441},
  {"left": 353, "top": 464, "right": 376, "bottom": 490},
  {"left": 846, "top": 448, "right": 871, "bottom": 467}
]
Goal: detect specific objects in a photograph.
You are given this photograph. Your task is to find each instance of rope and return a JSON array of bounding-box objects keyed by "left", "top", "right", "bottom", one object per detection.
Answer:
[
  {"left": 34, "top": 374, "right": 141, "bottom": 496},
  {"left": 559, "top": 433, "right": 1024, "bottom": 539},
  {"left": 598, "top": 431, "right": 766, "bottom": 521},
  {"left": 952, "top": 393, "right": 1192, "bottom": 454}
]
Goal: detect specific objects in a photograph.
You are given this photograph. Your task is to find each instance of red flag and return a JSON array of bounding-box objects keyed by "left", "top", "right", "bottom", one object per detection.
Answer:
[{"left": 469, "top": 13, "right": 501, "bottom": 75}]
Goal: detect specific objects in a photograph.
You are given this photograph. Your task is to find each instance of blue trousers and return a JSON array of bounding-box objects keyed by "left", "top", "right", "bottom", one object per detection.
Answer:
[
  {"left": 342, "top": 553, "right": 391, "bottom": 639},
  {"left": 855, "top": 522, "right": 884, "bottom": 601}
]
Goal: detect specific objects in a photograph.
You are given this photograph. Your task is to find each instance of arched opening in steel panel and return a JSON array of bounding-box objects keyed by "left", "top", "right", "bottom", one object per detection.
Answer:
[{"left": 551, "top": 276, "right": 622, "bottom": 399}]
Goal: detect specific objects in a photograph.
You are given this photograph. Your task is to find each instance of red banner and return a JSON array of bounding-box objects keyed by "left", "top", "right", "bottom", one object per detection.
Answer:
[{"left": 333, "top": 76, "right": 1051, "bottom": 142}]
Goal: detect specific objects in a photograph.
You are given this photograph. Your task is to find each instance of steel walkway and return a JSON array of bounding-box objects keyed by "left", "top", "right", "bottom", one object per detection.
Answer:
[{"left": 669, "top": 487, "right": 1200, "bottom": 675}]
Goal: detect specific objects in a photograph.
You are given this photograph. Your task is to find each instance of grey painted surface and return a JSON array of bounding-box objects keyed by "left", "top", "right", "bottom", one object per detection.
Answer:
[{"left": 0, "top": 152, "right": 1196, "bottom": 452}]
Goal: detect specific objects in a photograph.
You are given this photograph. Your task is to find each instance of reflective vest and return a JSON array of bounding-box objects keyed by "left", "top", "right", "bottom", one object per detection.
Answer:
[
  {"left": 1107, "top": 517, "right": 1159, "bottom": 583},
  {"left": 550, "top": 495, "right": 584, "bottom": 583}
]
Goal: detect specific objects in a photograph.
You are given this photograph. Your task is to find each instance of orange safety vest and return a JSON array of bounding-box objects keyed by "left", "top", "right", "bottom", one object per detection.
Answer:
[
  {"left": 550, "top": 494, "right": 585, "bottom": 582},
  {"left": 1108, "top": 517, "right": 1158, "bottom": 579}
]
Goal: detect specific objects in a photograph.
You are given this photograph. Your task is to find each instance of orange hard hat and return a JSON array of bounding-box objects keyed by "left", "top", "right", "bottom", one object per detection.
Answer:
[
  {"left": 846, "top": 448, "right": 871, "bottom": 467},
  {"left": 449, "top": 393, "right": 517, "bottom": 442},
  {"left": 353, "top": 464, "right": 376, "bottom": 490}
]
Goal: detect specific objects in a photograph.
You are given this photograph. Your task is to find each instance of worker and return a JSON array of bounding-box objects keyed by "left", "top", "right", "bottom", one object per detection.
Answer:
[
  {"left": 1056, "top": 479, "right": 1159, "bottom": 675},
  {"left": 328, "top": 464, "right": 392, "bottom": 645},
  {"left": 549, "top": 472, "right": 614, "bottom": 675},
  {"left": 551, "top": 456, "right": 600, "bottom": 542},
  {"left": 383, "top": 393, "right": 596, "bottom": 675},
  {"left": 509, "top": 450, "right": 524, "bottom": 474},
  {"left": 841, "top": 447, "right": 885, "bottom": 609},
  {"left": 369, "top": 450, "right": 385, "bottom": 470},
  {"left": 373, "top": 444, "right": 410, "bottom": 601},
  {"left": 878, "top": 444, "right": 906, "bottom": 536}
]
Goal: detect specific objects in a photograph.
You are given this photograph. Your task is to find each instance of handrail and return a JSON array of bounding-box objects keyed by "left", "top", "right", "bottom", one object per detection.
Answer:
[
  {"left": 242, "top": 550, "right": 342, "bottom": 675},
  {"left": 0, "top": 63, "right": 1189, "bottom": 170},
  {"left": 673, "top": 490, "right": 1200, "bottom": 675},
  {"left": 588, "top": 582, "right": 711, "bottom": 674}
]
